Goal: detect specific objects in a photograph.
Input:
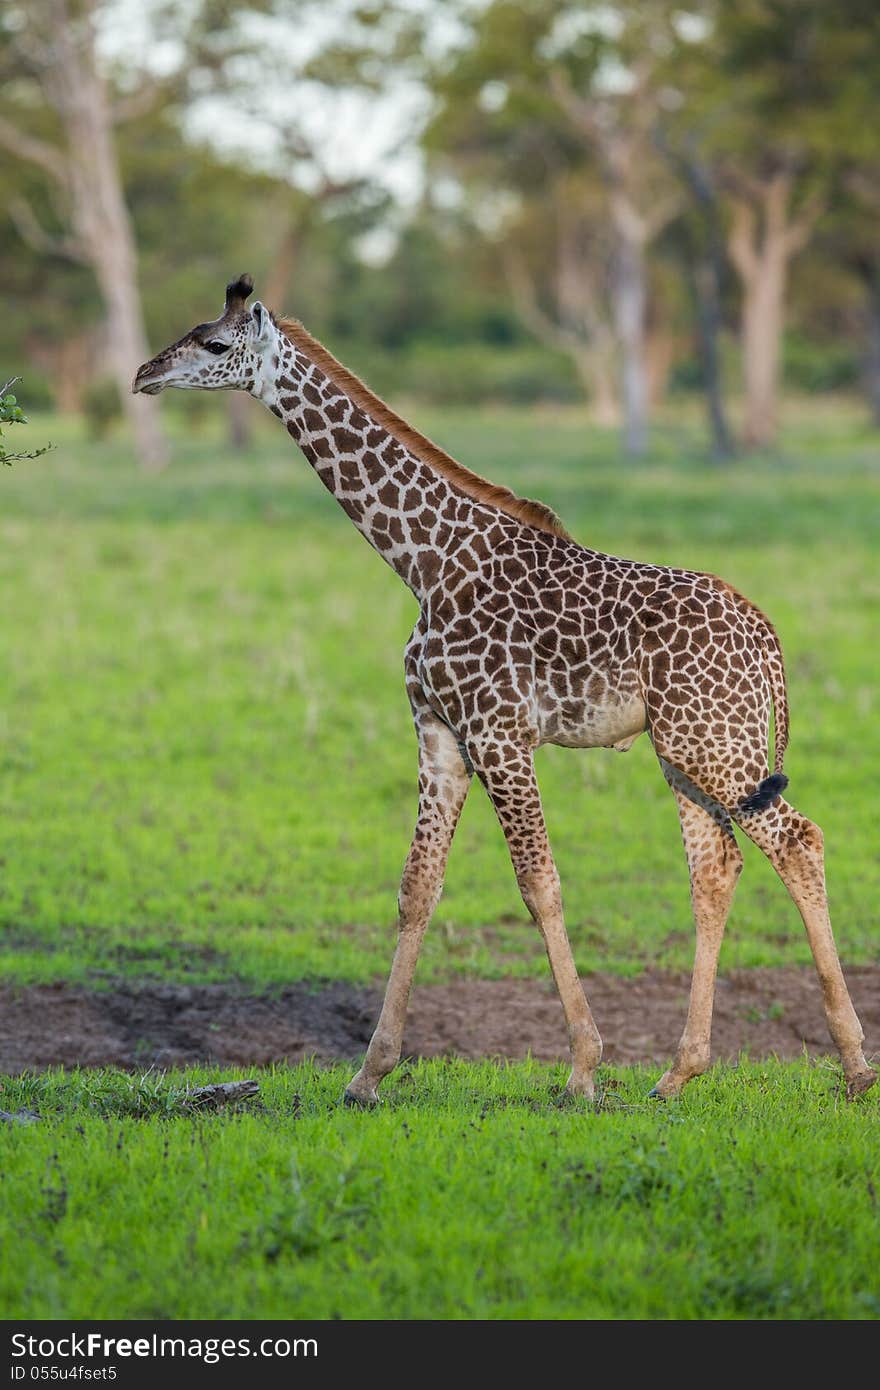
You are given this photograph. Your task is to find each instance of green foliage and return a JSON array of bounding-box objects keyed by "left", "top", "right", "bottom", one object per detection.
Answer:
[
  {"left": 783, "top": 335, "right": 860, "bottom": 393},
  {"left": 0, "top": 0, "right": 879, "bottom": 433},
  {"left": 0, "top": 379, "right": 51, "bottom": 465},
  {"left": 1, "top": 1058, "right": 878, "bottom": 1319},
  {"left": 0, "top": 406, "right": 877, "bottom": 988},
  {"left": 707, "top": 0, "right": 880, "bottom": 161}
]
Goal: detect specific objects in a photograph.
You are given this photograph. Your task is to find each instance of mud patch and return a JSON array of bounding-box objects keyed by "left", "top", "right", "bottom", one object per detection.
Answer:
[{"left": 0, "top": 967, "right": 877, "bottom": 1073}]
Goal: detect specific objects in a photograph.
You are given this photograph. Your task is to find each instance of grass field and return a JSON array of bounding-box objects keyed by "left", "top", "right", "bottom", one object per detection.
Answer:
[
  {"left": 1, "top": 1058, "right": 878, "bottom": 1320},
  {"left": 0, "top": 403, "right": 877, "bottom": 988},
  {"left": 2, "top": 402, "right": 878, "bottom": 1323}
]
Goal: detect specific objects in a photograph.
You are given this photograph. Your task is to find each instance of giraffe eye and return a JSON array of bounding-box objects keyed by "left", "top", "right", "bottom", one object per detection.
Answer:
[{"left": 203, "top": 340, "right": 229, "bottom": 355}]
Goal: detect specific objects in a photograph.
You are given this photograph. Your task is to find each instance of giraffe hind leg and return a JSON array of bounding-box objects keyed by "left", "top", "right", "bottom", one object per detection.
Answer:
[
  {"left": 641, "top": 594, "right": 873, "bottom": 1097},
  {"left": 650, "top": 760, "right": 743, "bottom": 1099},
  {"left": 654, "top": 747, "right": 875, "bottom": 1099},
  {"left": 734, "top": 796, "right": 876, "bottom": 1099}
]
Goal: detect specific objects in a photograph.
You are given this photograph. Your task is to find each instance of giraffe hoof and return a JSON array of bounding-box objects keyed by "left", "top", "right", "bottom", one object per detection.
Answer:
[
  {"left": 648, "top": 1077, "right": 681, "bottom": 1100},
  {"left": 343, "top": 1087, "right": 379, "bottom": 1109},
  {"left": 845, "top": 1069, "right": 877, "bottom": 1102}
]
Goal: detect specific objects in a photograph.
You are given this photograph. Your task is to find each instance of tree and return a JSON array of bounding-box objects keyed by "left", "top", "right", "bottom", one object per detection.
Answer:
[
  {"left": 725, "top": 168, "right": 822, "bottom": 447},
  {"left": 501, "top": 174, "right": 619, "bottom": 426},
  {"left": 677, "top": 0, "right": 880, "bottom": 446},
  {"left": 549, "top": 54, "right": 680, "bottom": 455},
  {"left": 818, "top": 164, "right": 880, "bottom": 427},
  {"left": 658, "top": 135, "right": 735, "bottom": 460},
  {"left": 424, "top": 0, "right": 683, "bottom": 454},
  {"left": 0, "top": 0, "right": 168, "bottom": 469}
]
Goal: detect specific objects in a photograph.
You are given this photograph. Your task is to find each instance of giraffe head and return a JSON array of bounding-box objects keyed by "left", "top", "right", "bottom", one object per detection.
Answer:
[{"left": 132, "top": 273, "right": 277, "bottom": 396}]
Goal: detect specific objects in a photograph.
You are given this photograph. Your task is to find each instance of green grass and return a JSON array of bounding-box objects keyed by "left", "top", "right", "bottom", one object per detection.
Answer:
[
  {"left": 1, "top": 1057, "right": 878, "bottom": 1320},
  {"left": 0, "top": 403, "right": 878, "bottom": 987},
  {"left": 2, "top": 405, "right": 878, "bottom": 1323}
]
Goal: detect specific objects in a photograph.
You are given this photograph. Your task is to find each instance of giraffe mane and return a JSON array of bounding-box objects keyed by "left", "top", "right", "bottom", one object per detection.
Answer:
[{"left": 275, "top": 317, "right": 573, "bottom": 541}]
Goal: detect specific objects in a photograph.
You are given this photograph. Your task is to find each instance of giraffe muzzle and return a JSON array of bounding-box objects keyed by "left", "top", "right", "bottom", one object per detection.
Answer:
[{"left": 132, "top": 361, "right": 168, "bottom": 395}]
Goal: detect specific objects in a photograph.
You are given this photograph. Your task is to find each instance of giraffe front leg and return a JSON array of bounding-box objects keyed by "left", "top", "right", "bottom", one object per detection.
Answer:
[
  {"left": 649, "top": 765, "right": 743, "bottom": 1099},
  {"left": 472, "top": 738, "right": 602, "bottom": 1100},
  {"left": 344, "top": 711, "right": 471, "bottom": 1107}
]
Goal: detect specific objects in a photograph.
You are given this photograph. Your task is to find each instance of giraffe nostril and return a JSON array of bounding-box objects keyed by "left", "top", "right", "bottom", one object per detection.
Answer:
[{"left": 133, "top": 361, "right": 166, "bottom": 394}]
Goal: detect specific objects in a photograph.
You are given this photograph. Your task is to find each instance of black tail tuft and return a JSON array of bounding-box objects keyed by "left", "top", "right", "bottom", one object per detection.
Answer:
[{"left": 738, "top": 772, "right": 789, "bottom": 814}]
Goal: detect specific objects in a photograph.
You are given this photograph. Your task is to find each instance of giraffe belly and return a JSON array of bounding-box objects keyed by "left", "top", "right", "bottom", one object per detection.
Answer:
[{"left": 537, "top": 692, "right": 647, "bottom": 751}]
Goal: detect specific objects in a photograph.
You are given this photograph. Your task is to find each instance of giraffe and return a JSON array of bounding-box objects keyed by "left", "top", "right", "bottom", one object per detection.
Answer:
[{"left": 133, "top": 274, "right": 876, "bottom": 1106}]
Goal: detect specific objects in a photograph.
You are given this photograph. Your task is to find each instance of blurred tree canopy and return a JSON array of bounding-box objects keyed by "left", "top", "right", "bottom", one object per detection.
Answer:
[{"left": 1, "top": 0, "right": 879, "bottom": 457}]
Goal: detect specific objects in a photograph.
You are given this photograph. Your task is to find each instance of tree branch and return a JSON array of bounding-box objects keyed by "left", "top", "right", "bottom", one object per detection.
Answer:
[
  {"left": 549, "top": 67, "right": 599, "bottom": 141},
  {"left": 609, "top": 189, "right": 648, "bottom": 246},
  {"left": 0, "top": 114, "right": 68, "bottom": 187},
  {"left": 7, "top": 195, "right": 87, "bottom": 263},
  {"left": 719, "top": 165, "right": 769, "bottom": 206},
  {"left": 644, "top": 189, "right": 681, "bottom": 241},
  {"left": 110, "top": 77, "right": 162, "bottom": 124},
  {"left": 844, "top": 168, "right": 880, "bottom": 213},
  {"left": 503, "top": 247, "right": 580, "bottom": 355},
  {"left": 783, "top": 193, "right": 825, "bottom": 256},
  {"left": 727, "top": 197, "right": 759, "bottom": 284},
  {"left": 764, "top": 168, "right": 794, "bottom": 238}
]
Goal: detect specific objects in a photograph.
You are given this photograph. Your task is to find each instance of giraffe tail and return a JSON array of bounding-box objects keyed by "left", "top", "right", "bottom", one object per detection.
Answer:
[
  {"left": 760, "top": 614, "right": 790, "bottom": 777},
  {"left": 735, "top": 613, "right": 790, "bottom": 813},
  {"left": 711, "top": 576, "right": 791, "bottom": 808},
  {"left": 738, "top": 771, "right": 789, "bottom": 814}
]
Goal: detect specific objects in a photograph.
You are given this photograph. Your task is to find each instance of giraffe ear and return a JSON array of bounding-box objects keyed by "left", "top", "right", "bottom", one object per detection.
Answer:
[{"left": 250, "top": 301, "right": 273, "bottom": 349}]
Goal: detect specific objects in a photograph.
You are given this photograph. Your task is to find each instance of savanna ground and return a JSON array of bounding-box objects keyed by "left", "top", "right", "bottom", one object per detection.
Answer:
[{"left": 1, "top": 400, "right": 878, "bottom": 1319}]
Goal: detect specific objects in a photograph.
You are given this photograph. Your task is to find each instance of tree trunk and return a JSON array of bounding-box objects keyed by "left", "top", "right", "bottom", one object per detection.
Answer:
[
  {"left": 571, "top": 344, "right": 619, "bottom": 427},
  {"left": 739, "top": 247, "right": 786, "bottom": 447},
  {"left": 44, "top": 1, "right": 168, "bottom": 470},
  {"left": 691, "top": 258, "right": 735, "bottom": 460},
  {"left": 263, "top": 219, "right": 304, "bottom": 315},
  {"left": 858, "top": 259, "right": 880, "bottom": 427},
  {"left": 504, "top": 232, "right": 621, "bottom": 428},
  {"left": 227, "top": 391, "right": 252, "bottom": 451},
  {"left": 645, "top": 328, "right": 675, "bottom": 409},
  {"left": 727, "top": 172, "right": 819, "bottom": 450},
  {"left": 678, "top": 213, "right": 735, "bottom": 459},
  {"left": 664, "top": 145, "right": 735, "bottom": 460},
  {"left": 92, "top": 240, "right": 168, "bottom": 469},
  {"left": 613, "top": 238, "right": 648, "bottom": 455}
]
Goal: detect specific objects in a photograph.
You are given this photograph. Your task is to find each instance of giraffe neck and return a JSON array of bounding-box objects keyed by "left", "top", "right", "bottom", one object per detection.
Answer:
[{"left": 253, "top": 331, "right": 497, "bottom": 600}]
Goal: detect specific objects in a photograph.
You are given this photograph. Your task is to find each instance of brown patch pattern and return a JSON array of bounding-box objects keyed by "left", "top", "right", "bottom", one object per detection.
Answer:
[{"left": 130, "top": 291, "right": 875, "bottom": 1107}]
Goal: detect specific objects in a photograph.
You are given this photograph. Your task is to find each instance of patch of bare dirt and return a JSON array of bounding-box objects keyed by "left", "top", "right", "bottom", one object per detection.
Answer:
[{"left": 0, "top": 967, "right": 877, "bottom": 1073}]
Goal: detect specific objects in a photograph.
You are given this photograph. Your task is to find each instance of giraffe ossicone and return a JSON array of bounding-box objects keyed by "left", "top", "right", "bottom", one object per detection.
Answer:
[{"left": 133, "top": 275, "right": 876, "bottom": 1106}]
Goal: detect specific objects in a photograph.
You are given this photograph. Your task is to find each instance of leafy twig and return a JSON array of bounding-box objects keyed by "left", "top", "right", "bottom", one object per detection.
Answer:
[{"left": 1, "top": 377, "right": 52, "bottom": 465}]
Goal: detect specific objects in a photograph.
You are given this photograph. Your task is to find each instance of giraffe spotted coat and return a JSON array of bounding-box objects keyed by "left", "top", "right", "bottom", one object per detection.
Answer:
[{"left": 133, "top": 275, "right": 875, "bottom": 1106}]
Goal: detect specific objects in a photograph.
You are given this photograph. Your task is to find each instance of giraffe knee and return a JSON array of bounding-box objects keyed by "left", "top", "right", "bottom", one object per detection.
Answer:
[
  {"left": 690, "top": 838, "right": 743, "bottom": 907},
  {"left": 774, "top": 811, "right": 824, "bottom": 870},
  {"left": 516, "top": 866, "right": 562, "bottom": 923},
  {"left": 798, "top": 818, "right": 824, "bottom": 858},
  {"left": 722, "top": 839, "right": 744, "bottom": 881},
  {"left": 398, "top": 849, "right": 444, "bottom": 926},
  {"left": 398, "top": 881, "right": 440, "bottom": 931}
]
